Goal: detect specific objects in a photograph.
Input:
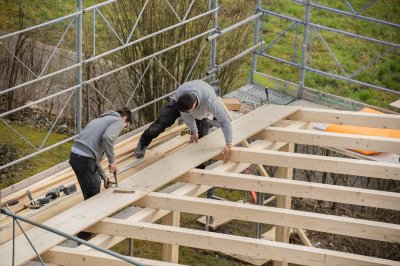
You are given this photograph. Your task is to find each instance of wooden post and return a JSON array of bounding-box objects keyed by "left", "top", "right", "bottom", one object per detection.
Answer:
[
  {"left": 274, "top": 143, "right": 294, "bottom": 266},
  {"left": 162, "top": 211, "right": 180, "bottom": 263}
]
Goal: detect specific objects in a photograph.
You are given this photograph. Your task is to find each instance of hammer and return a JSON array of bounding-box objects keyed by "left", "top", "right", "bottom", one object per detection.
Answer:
[{"left": 108, "top": 170, "right": 118, "bottom": 187}]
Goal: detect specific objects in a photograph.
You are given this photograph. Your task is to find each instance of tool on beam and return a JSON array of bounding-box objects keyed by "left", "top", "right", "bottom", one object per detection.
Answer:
[{"left": 108, "top": 170, "right": 118, "bottom": 187}]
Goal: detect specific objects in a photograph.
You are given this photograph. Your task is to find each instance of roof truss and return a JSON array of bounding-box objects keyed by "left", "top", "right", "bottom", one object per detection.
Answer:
[{"left": 1, "top": 104, "right": 399, "bottom": 266}]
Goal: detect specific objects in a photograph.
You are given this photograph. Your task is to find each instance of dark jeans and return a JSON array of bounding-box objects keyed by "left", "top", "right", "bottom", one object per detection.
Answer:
[
  {"left": 139, "top": 99, "right": 209, "bottom": 147},
  {"left": 69, "top": 153, "right": 101, "bottom": 200}
]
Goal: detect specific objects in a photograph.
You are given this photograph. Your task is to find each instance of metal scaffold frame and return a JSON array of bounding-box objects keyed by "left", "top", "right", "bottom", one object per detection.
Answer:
[
  {"left": 0, "top": 1, "right": 399, "bottom": 191},
  {"left": 251, "top": 0, "right": 400, "bottom": 97}
]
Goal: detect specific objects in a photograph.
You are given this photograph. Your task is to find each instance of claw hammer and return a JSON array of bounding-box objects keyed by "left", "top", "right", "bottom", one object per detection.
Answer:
[{"left": 109, "top": 170, "right": 118, "bottom": 187}]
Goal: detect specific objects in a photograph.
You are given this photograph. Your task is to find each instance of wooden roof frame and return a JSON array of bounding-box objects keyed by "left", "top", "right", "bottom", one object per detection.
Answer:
[{"left": 0, "top": 104, "right": 399, "bottom": 266}]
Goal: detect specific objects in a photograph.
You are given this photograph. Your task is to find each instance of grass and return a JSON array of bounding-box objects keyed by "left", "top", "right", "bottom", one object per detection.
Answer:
[
  {"left": 256, "top": 0, "right": 400, "bottom": 109},
  {"left": 0, "top": 120, "right": 72, "bottom": 189}
]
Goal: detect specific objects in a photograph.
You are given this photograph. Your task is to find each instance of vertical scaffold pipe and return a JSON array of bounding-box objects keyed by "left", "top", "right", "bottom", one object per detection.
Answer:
[
  {"left": 250, "top": 0, "right": 262, "bottom": 84},
  {"left": 76, "top": 0, "right": 83, "bottom": 132},
  {"left": 298, "top": 0, "right": 311, "bottom": 98},
  {"left": 210, "top": 0, "right": 218, "bottom": 92}
]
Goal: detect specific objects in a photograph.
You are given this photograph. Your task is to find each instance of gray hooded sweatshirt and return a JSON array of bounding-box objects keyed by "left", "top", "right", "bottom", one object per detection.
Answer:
[
  {"left": 173, "top": 80, "right": 232, "bottom": 144},
  {"left": 73, "top": 111, "right": 124, "bottom": 178}
]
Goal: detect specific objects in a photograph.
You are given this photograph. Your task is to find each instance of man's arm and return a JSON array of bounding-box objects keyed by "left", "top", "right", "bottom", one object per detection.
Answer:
[
  {"left": 208, "top": 99, "right": 233, "bottom": 145},
  {"left": 180, "top": 111, "right": 198, "bottom": 134},
  {"left": 102, "top": 120, "right": 124, "bottom": 170},
  {"left": 208, "top": 99, "right": 233, "bottom": 163}
]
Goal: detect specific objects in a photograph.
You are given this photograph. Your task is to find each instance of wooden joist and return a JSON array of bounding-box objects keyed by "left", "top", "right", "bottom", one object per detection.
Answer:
[
  {"left": 179, "top": 169, "right": 400, "bottom": 210},
  {"left": 228, "top": 147, "right": 400, "bottom": 180},
  {"left": 256, "top": 127, "right": 400, "bottom": 154},
  {"left": 135, "top": 192, "right": 400, "bottom": 242},
  {"left": 288, "top": 108, "right": 400, "bottom": 129},
  {"left": 89, "top": 219, "right": 397, "bottom": 266},
  {"left": 42, "top": 246, "right": 186, "bottom": 266}
]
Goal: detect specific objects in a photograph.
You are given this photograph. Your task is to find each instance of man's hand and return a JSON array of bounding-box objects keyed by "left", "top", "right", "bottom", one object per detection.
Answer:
[
  {"left": 190, "top": 133, "right": 199, "bottom": 143},
  {"left": 103, "top": 177, "right": 112, "bottom": 189},
  {"left": 222, "top": 144, "right": 232, "bottom": 164},
  {"left": 109, "top": 163, "right": 117, "bottom": 173}
]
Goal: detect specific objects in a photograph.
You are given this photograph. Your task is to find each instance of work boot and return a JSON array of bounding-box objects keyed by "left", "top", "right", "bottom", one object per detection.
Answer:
[{"left": 135, "top": 144, "right": 147, "bottom": 159}]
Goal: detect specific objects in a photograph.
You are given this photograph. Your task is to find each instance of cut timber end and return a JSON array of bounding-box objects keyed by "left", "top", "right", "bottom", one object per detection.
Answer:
[
  {"left": 222, "top": 98, "right": 241, "bottom": 111},
  {"left": 389, "top": 99, "right": 400, "bottom": 109}
]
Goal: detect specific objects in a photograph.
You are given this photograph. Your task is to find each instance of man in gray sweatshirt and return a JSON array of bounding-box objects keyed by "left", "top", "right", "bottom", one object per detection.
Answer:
[
  {"left": 135, "top": 80, "right": 232, "bottom": 163},
  {"left": 69, "top": 107, "right": 132, "bottom": 200}
]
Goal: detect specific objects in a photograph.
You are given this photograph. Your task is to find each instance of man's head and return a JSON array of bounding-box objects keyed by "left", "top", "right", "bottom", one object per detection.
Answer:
[
  {"left": 116, "top": 107, "right": 132, "bottom": 127},
  {"left": 177, "top": 93, "right": 197, "bottom": 112}
]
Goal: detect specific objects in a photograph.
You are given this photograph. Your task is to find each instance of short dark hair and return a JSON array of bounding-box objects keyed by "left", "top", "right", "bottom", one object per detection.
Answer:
[
  {"left": 177, "top": 93, "right": 196, "bottom": 112},
  {"left": 117, "top": 107, "right": 132, "bottom": 125}
]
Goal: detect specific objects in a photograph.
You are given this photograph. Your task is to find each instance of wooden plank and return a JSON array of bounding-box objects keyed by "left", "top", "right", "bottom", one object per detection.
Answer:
[
  {"left": 390, "top": 99, "right": 400, "bottom": 109},
  {"left": 256, "top": 127, "right": 400, "bottom": 154},
  {"left": 229, "top": 147, "right": 400, "bottom": 180},
  {"left": 222, "top": 98, "right": 241, "bottom": 111},
  {"left": 115, "top": 105, "right": 298, "bottom": 192},
  {"left": 289, "top": 108, "right": 400, "bottom": 129},
  {"left": 90, "top": 219, "right": 398, "bottom": 266},
  {"left": 135, "top": 192, "right": 400, "bottom": 242},
  {"left": 42, "top": 246, "right": 186, "bottom": 266},
  {"left": 179, "top": 170, "right": 400, "bottom": 211},
  {"left": 294, "top": 228, "right": 313, "bottom": 247},
  {"left": 0, "top": 104, "right": 299, "bottom": 265}
]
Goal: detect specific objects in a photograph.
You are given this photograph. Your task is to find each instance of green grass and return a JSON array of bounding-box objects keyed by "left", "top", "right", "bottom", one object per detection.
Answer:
[
  {"left": 0, "top": 121, "right": 72, "bottom": 189},
  {"left": 256, "top": 0, "right": 400, "bottom": 109}
]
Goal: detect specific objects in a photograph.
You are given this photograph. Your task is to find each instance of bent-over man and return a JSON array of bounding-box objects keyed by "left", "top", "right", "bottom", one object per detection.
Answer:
[
  {"left": 135, "top": 80, "right": 232, "bottom": 163},
  {"left": 69, "top": 107, "right": 132, "bottom": 200}
]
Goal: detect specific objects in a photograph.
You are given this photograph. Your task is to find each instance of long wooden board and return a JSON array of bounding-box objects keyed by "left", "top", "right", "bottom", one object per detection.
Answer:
[
  {"left": 90, "top": 219, "right": 397, "bottom": 266},
  {"left": 0, "top": 104, "right": 299, "bottom": 265}
]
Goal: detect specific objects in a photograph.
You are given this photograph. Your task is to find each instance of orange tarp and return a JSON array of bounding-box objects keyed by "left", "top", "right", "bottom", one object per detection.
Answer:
[{"left": 326, "top": 108, "right": 400, "bottom": 155}]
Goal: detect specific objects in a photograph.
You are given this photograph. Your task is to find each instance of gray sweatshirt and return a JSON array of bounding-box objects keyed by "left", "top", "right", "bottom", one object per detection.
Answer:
[
  {"left": 73, "top": 111, "right": 124, "bottom": 178},
  {"left": 173, "top": 80, "right": 232, "bottom": 144}
]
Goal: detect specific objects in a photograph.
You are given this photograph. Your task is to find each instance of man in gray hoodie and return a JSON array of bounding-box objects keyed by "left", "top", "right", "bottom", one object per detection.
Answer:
[
  {"left": 135, "top": 80, "right": 232, "bottom": 163},
  {"left": 69, "top": 107, "right": 132, "bottom": 200}
]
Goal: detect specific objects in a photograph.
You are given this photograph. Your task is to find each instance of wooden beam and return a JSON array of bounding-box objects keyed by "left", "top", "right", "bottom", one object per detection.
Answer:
[
  {"left": 294, "top": 228, "right": 313, "bottom": 247},
  {"left": 134, "top": 192, "right": 400, "bottom": 243},
  {"left": 162, "top": 211, "right": 180, "bottom": 263},
  {"left": 228, "top": 147, "right": 400, "bottom": 180},
  {"left": 256, "top": 127, "right": 400, "bottom": 154},
  {"left": 89, "top": 219, "right": 397, "bottom": 266},
  {"left": 0, "top": 104, "right": 299, "bottom": 266},
  {"left": 274, "top": 143, "right": 294, "bottom": 266},
  {"left": 389, "top": 99, "right": 400, "bottom": 110},
  {"left": 42, "top": 246, "right": 186, "bottom": 266},
  {"left": 222, "top": 98, "right": 241, "bottom": 111},
  {"left": 288, "top": 108, "right": 400, "bottom": 129},
  {"left": 179, "top": 169, "right": 400, "bottom": 211}
]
